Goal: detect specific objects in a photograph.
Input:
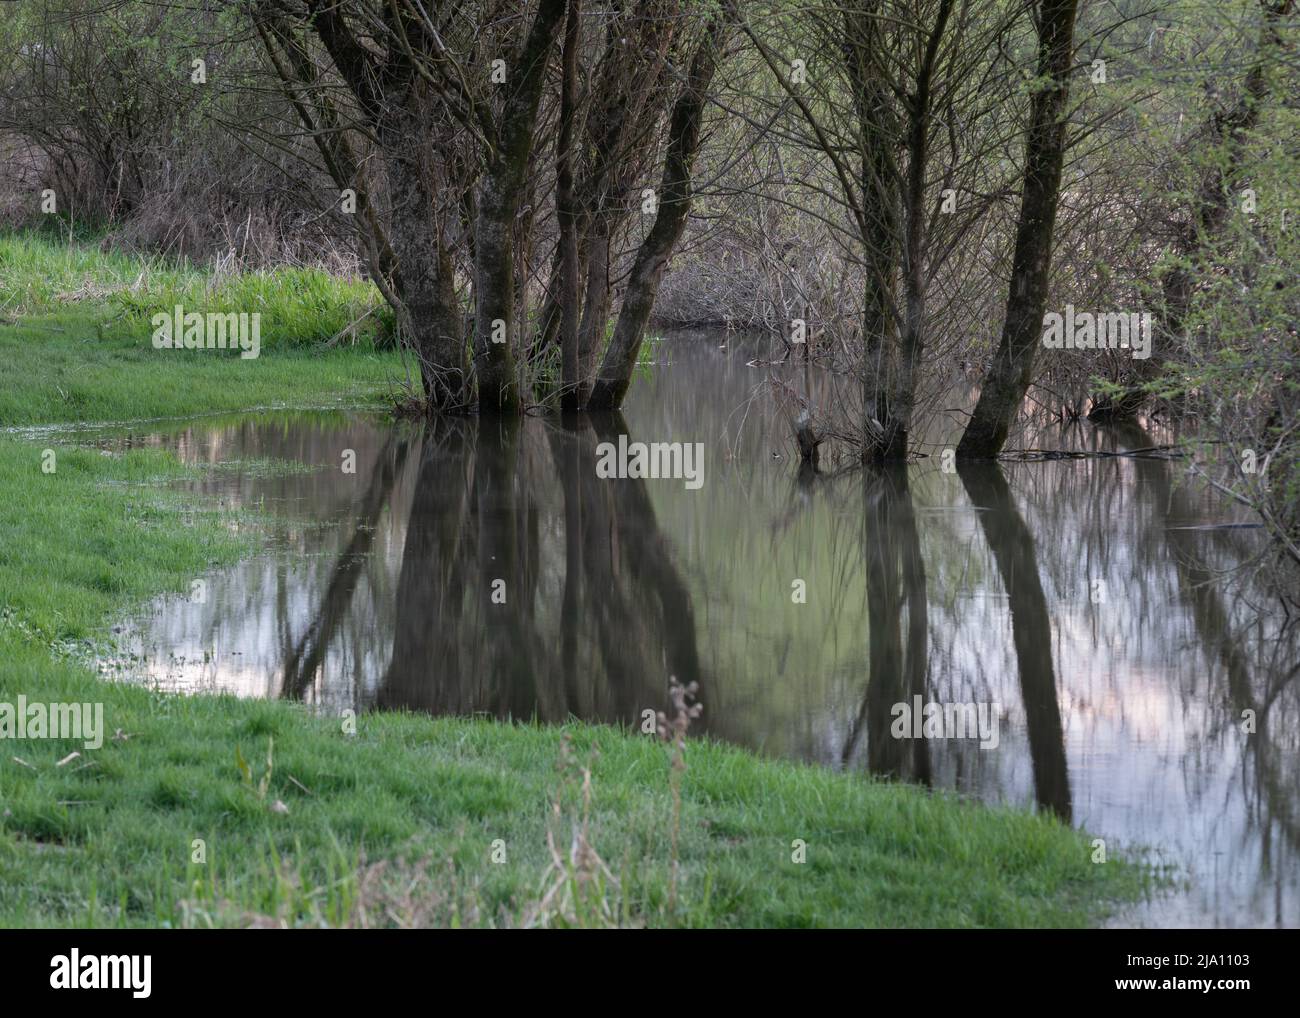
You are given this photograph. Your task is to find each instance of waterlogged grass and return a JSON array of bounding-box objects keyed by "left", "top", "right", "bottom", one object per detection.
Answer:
[
  {"left": 0, "top": 439, "right": 1150, "bottom": 927},
  {"left": 208, "top": 456, "right": 322, "bottom": 478},
  {"left": 0, "top": 442, "right": 252, "bottom": 647},
  {"left": 0, "top": 311, "right": 405, "bottom": 426}
]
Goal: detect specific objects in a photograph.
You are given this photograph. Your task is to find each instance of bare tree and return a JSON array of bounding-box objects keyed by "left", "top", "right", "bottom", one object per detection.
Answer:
[
  {"left": 957, "top": 0, "right": 1080, "bottom": 458},
  {"left": 587, "top": 5, "right": 736, "bottom": 409}
]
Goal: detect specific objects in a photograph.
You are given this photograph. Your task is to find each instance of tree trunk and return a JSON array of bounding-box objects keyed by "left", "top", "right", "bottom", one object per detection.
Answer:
[
  {"left": 576, "top": 226, "right": 613, "bottom": 387},
  {"left": 472, "top": 0, "right": 567, "bottom": 414},
  {"left": 557, "top": 0, "right": 582, "bottom": 410},
  {"left": 587, "top": 12, "right": 731, "bottom": 410},
  {"left": 382, "top": 121, "right": 470, "bottom": 411},
  {"left": 956, "top": 0, "right": 1079, "bottom": 459},
  {"left": 840, "top": 3, "right": 906, "bottom": 460},
  {"left": 891, "top": 0, "right": 954, "bottom": 459}
]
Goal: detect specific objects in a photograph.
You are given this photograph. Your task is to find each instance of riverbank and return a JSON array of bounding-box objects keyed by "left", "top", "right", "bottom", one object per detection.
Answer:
[
  {"left": 0, "top": 232, "right": 1149, "bottom": 927},
  {"left": 0, "top": 231, "right": 402, "bottom": 425}
]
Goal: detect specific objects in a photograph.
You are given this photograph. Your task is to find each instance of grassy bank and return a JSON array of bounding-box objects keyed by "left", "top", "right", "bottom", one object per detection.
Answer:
[
  {"left": 0, "top": 230, "right": 1150, "bottom": 927},
  {"left": 0, "top": 231, "right": 403, "bottom": 427},
  {"left": 0, "top": 443, "right": 1150, "bottom": 928}
]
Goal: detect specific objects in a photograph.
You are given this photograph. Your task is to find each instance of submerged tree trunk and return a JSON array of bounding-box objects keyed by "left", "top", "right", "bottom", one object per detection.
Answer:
[
  {"left": 260, "top": 5, "right": 471, "bottom": 411},
  {"left": 860, "top": 205, "right": 903, "bottom": 459},
  {"left": 956, "top": 0, "right": 1079, "bottom": 459},
  {"left": 472, "top": 0, "right": 567, "bottom": 414},
  {"left": 576, "top": 227, "right": 613, "bottom": 391},
  {"left": 383, "top": 123, "right": 470, "bottom": 411},
  {"left": 557, "top": 0, "right": 583, "bottom": 410},
  {"left": 890, "top": 0, "right": 954, "bottom": 460},
  {"left": 587, "top": 12, "right": 732, "bottom": 410},
  {"left": 527, "top": 7, "right": 680, "bottom": 395},
  {"left": 844, "top": 3, "right": 904, "bottom": 460}
]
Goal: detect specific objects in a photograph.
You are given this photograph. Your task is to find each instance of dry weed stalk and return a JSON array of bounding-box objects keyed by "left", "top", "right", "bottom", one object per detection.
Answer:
[
  {"left": 657, "top": 677, "right": 701, "bottom": 914},
  {"left": 181, "top": 851, "right": 483, "bottom": 929},
  {"left": 523, "top": 732, "right": 621, "bottom": 928},
  {"left": 349, "top": 854, "right": 481, "bottom": 929}
]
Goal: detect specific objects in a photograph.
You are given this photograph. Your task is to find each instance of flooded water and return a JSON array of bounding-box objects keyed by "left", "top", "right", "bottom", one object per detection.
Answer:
[{"left": 81, "top": 332, "right": 1298, "bottom": 928}]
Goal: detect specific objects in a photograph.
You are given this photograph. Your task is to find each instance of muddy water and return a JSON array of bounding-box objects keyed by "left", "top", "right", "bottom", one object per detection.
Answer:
[{"left": 81, "top": 332, "right": 1299, "bottom": 928}]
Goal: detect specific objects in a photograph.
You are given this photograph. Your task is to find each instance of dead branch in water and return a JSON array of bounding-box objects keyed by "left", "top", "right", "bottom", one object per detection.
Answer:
[{"left": 999, "top": 444, "right": 1189, "bottom": 461}]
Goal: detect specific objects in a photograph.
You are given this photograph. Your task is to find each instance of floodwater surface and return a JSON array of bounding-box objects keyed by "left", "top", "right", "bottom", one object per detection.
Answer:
[{"left": 84, "top": 332, "right": 1299, "bottom": 928}]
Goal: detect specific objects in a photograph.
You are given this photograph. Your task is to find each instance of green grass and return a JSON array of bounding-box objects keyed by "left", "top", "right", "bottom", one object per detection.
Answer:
[
  {"left": 0, "top": 311, "right": 408, "bottom": 427},
  {"left": 0, "top": 437, "right": 1151, "bottom": 927},
  {"left": 0, "top": 231, "right": 407, "bottom": 427},
  {"left": 0, "top": 443, "right": 251, "bottom": 647},
  {"left": 0, "top": 228, "right": 1152, "bottom": 927},
  {"left": 0, "top": 230, "right": 396, "bottom": 349}
]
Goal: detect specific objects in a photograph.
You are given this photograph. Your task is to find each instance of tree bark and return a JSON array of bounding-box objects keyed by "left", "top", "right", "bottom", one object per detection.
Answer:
[
  {"left": 891, "top": 0, "right": 954, "bottom": 459},
  {"left": 383, "top": 118, "right": 471, "bottom": 411},
  {"left": 472, "top": 0, "right": 567, "bottom": 414},
  {"left": 576, "top": 227, "right": 613, "bottom": 385},
  {"left": 587, "top": 11, "right": 732, "bottom": 410},
  {"left": 557, "top": 0, "right": 583, "bottom": 409},
  {"left": 844, "top": 3, "right": 904, "bottom": 460},
  {"left": 956, "top": 0, "right": 1079, "bottom": 459},
  {"left": 278, "top": 3, "right": 472, "bottom": 411}
]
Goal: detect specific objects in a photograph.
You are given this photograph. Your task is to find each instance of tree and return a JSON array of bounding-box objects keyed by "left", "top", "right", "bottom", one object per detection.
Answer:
[
  {"left": 740, "top": 0, "right": 1026, "bottom": 460},
  {"left": 588, "top": 5, "right": 735, "bottom": 409},
  {"left": 956, "top": 0, "right": 1080, "bottom": 458}
]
